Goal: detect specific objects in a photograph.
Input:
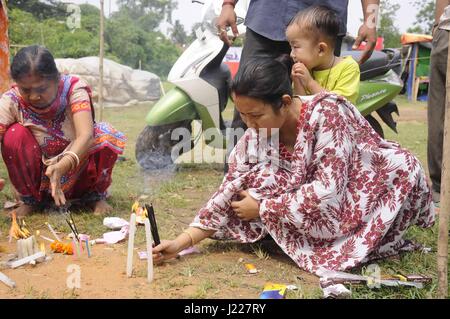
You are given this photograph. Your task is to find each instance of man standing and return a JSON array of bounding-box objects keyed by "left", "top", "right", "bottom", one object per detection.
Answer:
[
  {"left": 216, "top": 0, "right": 379, "bottom": 167},
  {"left": 428, "top": 0, "right": 450, "bottom": 206}
]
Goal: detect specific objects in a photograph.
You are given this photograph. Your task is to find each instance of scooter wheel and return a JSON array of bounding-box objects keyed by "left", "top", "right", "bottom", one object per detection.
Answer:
[{"left": 135, "top": 121, "right": 192, "bottom": 170}]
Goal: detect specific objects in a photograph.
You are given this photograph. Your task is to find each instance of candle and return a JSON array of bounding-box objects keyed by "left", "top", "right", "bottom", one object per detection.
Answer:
[
  {"left": 85, "top": 239, "right": 91, "bottom": 257},
  {"left": 143, "top": 218, "right": 153, "bottom": 283},
  {"left": 45, "top": 222, "right": 62, "bottom": 241},
  {"left": 39, "top": 242, "right": 46, "bottom": 254},
  {"left": 39, "top": 234, "right": 54, "bottom": 243},
  {"left": 126, "top": 213, "right": 136, "bottom": 278}
]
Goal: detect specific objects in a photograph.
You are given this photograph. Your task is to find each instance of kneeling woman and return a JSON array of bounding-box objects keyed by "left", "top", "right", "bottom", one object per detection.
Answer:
[
  {"left": 0, "top": 45, "right": 126, "bottom": 216},
  {"left": 153, "top": 58, "right": 435, "bottom": 274}
]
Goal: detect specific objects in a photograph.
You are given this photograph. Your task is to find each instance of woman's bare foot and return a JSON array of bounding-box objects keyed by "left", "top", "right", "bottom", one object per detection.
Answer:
[
  {"left": 13, "top": 203, "right": 33, "bottom": 217},
  {"left": 92, "top": 200, "right": 113, "bottom": 216},
  {"left": 0, "top": 178, "right": 5, "bottom": 191}
]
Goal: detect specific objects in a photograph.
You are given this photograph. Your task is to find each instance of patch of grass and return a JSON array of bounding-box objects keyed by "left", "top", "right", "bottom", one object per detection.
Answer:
[
  {"left": 1, "top": 92, "right": 448, "bottom": 299},
  {"left": 192, "top": 279, "right": 215, "bottom": 299},
  {"left": 251, "top": 244, "right": 270, "bottom": 261}
]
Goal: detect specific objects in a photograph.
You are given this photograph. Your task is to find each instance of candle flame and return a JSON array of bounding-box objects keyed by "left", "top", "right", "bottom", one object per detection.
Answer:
[{"left": 9, "top": 211, "right": 31, "bottom": 240}]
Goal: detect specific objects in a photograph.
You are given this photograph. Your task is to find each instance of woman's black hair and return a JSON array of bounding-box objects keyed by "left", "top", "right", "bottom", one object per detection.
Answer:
[
  {"left": 10, "top": 45, "right": 59, "bottom": 82},
  {"left": 231, "top": 55, "right": 293, "bottom": 111}
]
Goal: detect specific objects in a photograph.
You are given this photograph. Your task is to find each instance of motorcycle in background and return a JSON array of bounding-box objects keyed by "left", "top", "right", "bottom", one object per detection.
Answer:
[{"left": 135, "top": 0, "right": 403, "bottom": 170}]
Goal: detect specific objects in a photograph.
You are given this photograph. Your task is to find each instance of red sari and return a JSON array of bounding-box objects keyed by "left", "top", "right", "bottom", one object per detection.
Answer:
[{"left": 0, "top": 75, "right": 126, "bottom": 207}]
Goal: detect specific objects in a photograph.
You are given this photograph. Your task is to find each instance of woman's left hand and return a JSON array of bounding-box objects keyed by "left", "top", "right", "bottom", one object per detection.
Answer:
[
  {"left": 231, "top": 190, "right": 260, "bottom": 221},
  {"left": 45, "top": 163, "right": 66, "bottom": 206}
]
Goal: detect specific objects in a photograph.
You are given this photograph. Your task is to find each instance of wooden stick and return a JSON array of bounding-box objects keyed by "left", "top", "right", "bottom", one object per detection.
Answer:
[
  {"left": 98, "top": 0, "right": 105, "bottom": 121},
  {"left": 126, "top": 213, "right": 136, "bottom": 278},
  {"left": 437, "top": 31, "right": 450, "bottom": 299},
  {"left": 143, "top": 218, "right": 153, "bottom": 283}
]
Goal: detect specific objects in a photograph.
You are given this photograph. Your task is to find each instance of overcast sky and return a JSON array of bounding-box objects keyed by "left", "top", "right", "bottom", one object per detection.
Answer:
[{"left": 65, "top": 0, "right": 420, "bottom": 37}]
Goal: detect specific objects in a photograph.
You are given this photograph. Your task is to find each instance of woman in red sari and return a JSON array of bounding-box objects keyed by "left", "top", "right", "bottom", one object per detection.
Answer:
[
  {"left": 152, "top": 58, "right": 435, "bottom": 274},
  {"left": 0, "top": 46, "right": 126, "bottom": 216}
]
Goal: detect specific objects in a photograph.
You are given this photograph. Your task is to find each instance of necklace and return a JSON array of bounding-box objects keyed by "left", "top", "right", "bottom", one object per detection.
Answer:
[{"left": 324, "top": 55, "right": 336, "bottom": 91}]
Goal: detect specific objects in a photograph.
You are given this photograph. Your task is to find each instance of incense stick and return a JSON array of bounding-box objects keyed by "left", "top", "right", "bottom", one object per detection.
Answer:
[
  {"left": 68, "top": 211, "right": 79, "bottom": 236},
  {"left": 65, "top": 219, "right": 79, "bottom": 242},
  {"left": 145, "top": 204, "right": 160, "bottom": 246}
]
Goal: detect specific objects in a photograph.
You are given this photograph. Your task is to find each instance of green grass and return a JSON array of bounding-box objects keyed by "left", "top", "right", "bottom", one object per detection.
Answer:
[{"left": 0, "top": 93, "right": 448, "bottom": 299}]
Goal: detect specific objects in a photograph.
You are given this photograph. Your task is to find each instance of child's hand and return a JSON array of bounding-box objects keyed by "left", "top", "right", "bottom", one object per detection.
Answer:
[
  {"left": 292, "top": 62, "right": 314, "bottom": 90},
  {"left": 231, "top": 190, "right": 260, "bottom": 221}
]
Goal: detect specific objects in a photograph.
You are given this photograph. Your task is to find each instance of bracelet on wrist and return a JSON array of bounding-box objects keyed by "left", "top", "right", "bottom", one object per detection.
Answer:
[
  {"left": 182, "top": 229, "right": 195, "bottom": 247},
  {"left": 222, "top": 0, "right": 235, "bottom": 8}
]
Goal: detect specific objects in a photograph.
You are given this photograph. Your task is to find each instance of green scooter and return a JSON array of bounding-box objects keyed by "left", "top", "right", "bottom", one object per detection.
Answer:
[{"left": 135, "top": 0, "right": 403, "bottom": 170}]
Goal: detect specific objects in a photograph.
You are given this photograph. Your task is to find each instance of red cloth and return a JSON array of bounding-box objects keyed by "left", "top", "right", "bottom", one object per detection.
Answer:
[{"left": 1, "top": 123, "right": 118, "bottom": 206}]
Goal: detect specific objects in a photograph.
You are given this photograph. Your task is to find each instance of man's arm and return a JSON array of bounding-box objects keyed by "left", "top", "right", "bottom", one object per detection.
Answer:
[
  {"left": 353, "top": 0, "right": 380, "bottom": 65},
  {"left": 436, "top": 0, "right": 450, "bottom": 25}
]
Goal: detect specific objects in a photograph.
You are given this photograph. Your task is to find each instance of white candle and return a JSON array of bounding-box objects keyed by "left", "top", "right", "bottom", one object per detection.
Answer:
[
  {"left": 0, "top": 271, "right": 16, "bottom": 288},
  {"left": 9, "top": 252, "right": 46, "bottom": 269},
  {"left": 143, "top": 218, "right": 153, "bottom": 283},
  {"left": 45, "top": 222, "right": 62, "bottom": 242},
  {"left": 39, "top": 235, "right": 54, "bottom": 243},
  {"left": 17, "top": 239, "right": 24, "bottom": 259},
  {"left": 25, "top": 237, "right": 34, "bottom": 257},
  {"left": 126, "top": 213, "right": 136, "bottom": 278}
]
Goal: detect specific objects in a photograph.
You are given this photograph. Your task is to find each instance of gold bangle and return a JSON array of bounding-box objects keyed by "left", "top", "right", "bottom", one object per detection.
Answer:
[
  {"left": 182, "top": 229, "right": 195, "bottom": 247},
  {"left": 64, "top": 151, "right": 80, "bottom": 167}
]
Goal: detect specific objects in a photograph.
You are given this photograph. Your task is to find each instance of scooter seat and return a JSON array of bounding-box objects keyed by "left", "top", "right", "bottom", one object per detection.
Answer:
[{"left": 341, "top": 50, "right": 397, "bottom": 81}]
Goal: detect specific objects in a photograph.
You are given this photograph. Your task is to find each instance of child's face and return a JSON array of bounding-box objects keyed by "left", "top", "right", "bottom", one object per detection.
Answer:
[{"left": 286, "top": 25, "right": 320, "bottom": 70}]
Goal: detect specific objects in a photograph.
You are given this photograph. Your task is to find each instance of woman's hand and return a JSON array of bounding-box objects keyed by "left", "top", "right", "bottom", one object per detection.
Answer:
[
  {"left": 152, "top": 240, "right": 181, "bottom": 263},
  {"left": 45, "top": 163, "right": 66, "bottom": 206},
  {"left": 231, "top": 190, "right": 260, "bottom": 221}
]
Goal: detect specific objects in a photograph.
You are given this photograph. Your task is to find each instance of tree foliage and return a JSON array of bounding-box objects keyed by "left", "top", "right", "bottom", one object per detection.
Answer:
[
  {"left": 408, "top": 0, "right": 435, "bottom": 34},
  {"left": 7, "top": 0, "right": 181, "bottom": 77},
  {"left": 378, "top": 0, "right": 401, "bottom": 48}
]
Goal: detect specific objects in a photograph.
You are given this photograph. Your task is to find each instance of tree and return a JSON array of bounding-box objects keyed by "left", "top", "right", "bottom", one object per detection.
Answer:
[
  {"left": 8, "top": 0, "right": 181, "bottom": 77},
  {"left": 106, "top": 7, "right": 180, "bottom": 77},
  {"left": 408, "top": 0, "right": 435, "bottom": 34},
  {"left": 116, "top": 0, "right": 176, "bottom": 30},
  {"left": 170, "top": 20, "right": 188, "bottom": 46},
  {"left": 7, "top": 0, "right": 66, "bottom": 20},
  {"left": 378, "top": 0, "right": 401, "bottom": 48}
]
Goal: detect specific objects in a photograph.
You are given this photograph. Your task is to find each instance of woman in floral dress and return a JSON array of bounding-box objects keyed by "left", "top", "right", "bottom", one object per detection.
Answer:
[{"left": 152, "top": 58, "right": 435, "bottom": 274}]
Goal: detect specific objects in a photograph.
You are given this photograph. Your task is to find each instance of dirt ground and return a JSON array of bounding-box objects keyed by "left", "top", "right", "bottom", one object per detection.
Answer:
[
  {"left": 0, "top": 103, "right": 428, "bottom": 299},
  {"left": 0, "top": 224, "right": 318, "bottom": 299}
]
